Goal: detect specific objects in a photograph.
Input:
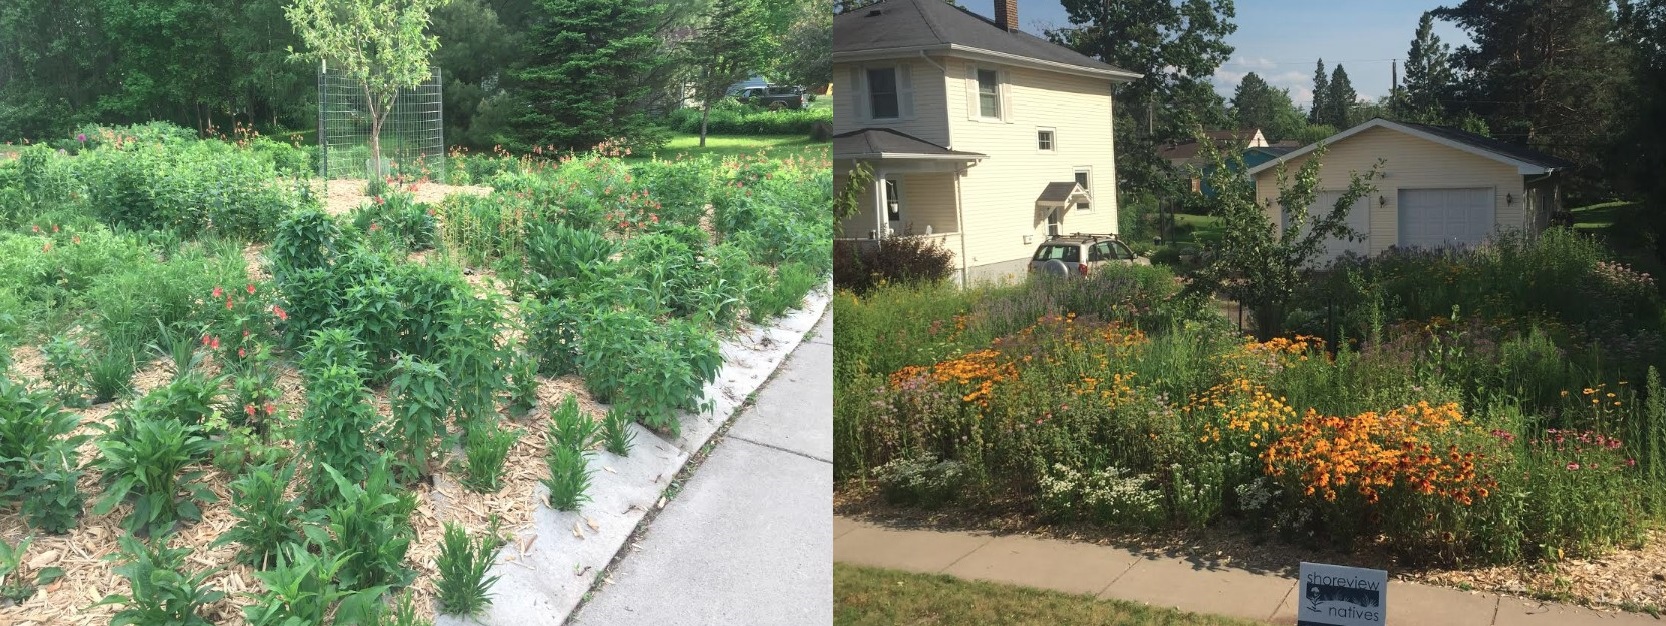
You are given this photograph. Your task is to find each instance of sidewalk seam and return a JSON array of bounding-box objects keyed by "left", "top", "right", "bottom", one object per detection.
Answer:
[
  {"left": 1489, "top": 595, "right": 1500, "bottom": 625},
  {"left": 935, "top": 536, "right": 996, "bottom": 574},
  {"left": 1095, "top": 556, "right": 1143, "bottom": 598},
  {"left": 727, "top": 434, "right": 832, "bottom": 464},
  {"left": 1268, "top": 581, "right": 1294, "bottom": 622}
]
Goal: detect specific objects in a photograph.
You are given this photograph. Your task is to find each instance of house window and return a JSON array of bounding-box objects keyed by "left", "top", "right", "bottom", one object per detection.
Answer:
[
  {"left": 1037, "top": 129, "right": 1055, "bottom": 151},
  {"left": 868, "top": 68, "right": 899, "bottom": 119},
  {"left": 884, "top": 179, "right": 902, "bottom": 222},
  {"left": 1074, "top": 168, "right": 1092, "bottom": 212},
  {"left": 977, "top": 68, "right": 1001, "bottom": 118}
]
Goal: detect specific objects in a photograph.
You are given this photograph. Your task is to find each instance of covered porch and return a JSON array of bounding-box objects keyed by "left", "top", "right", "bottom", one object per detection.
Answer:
[{"left": 833, "top": 128, "right": 986, "bottom": 241}]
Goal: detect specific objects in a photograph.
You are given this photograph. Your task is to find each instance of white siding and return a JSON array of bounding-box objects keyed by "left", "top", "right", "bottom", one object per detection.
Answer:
[
  {"left": 1253, "top": 126, "right": 1529, "bottom": 256},
  {"left": 943, "top": 58, "right": 1119, "bottom": 270},
  {"left": 832, "top": 59, "right": 951, "bottom": 147}
]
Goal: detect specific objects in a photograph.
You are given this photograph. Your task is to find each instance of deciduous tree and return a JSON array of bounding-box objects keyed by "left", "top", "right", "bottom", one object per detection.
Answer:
[{"left": 687, "top": 0, "right": 772, "bottom": 146}]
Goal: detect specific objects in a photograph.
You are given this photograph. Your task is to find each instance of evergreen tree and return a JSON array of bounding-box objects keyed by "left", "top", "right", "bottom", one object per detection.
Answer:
[
  {"left": 506, "top": 0, "right": 670, "bottom": 152},
  {"left": 1230, "top": 71, "right": 1304, "bottom": 141},
  {"left": 1308, "top": 59, "right": 1328, "bottom": 124},
  {"left": 1402, "top": 12, "right": 1455, "bottom": 122},
  {"left": 1325, "top": 65, "right": 1357, "bottom": 128}
]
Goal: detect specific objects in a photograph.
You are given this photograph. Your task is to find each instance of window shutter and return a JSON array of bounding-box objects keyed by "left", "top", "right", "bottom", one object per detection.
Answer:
[
  {"left": 849, "top": 66, "right": 869, "bottom": 120},
  {"left": 1000, "top": 69, "right": 1013, "bottom": 123},
  {"left": 898, "top": 64, "right": 915, "bottom": 119},
  {"left": 965, "top": 65, "right": 979, "bottom": 120}
]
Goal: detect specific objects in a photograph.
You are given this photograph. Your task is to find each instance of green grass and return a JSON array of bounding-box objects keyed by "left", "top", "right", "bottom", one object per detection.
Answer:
[
  {"left": 835, "top": 564, "right": 1270, "bottom": 626},
  {"left": 1570, "top": 200, "right": 1640, "bottom": 230},
  {"left": 635, "top": 133, "right": 828, "bottom": 161}
]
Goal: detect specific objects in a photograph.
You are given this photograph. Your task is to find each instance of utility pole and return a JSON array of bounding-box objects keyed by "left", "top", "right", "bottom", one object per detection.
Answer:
[{"left": 1390, "top": 59, "right": 1399, "bottom": 115}]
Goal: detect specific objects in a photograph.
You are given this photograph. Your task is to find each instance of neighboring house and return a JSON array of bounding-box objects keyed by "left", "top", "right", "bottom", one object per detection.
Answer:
[
  {"left": 1159, "top": 129, "right": 1269, "bottom": 195},
  {"left": 831, "top": 0, "right": 1140, "bottom": 284},
  {"left": 1247, "top": 117, "right": 1572, "bottom": 264}
]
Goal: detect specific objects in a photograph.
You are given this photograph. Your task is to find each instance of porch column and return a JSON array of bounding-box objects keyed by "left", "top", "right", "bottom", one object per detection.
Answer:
[{"left": 873, "top": 168, "right": 888, "bottom": 239}]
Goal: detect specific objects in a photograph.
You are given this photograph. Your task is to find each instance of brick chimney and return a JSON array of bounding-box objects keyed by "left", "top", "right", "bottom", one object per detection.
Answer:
[{"left": 994, "top": 0, "right": 1018, "bottom": 32}]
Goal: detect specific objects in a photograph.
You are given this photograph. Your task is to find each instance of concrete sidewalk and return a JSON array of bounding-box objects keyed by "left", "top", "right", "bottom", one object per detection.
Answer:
[
  {"left": 835, "top": 518, "right": 1661, "bottom": 625},
  {"left": 571, "top": 313, "right": 833, "bottom": 625}
]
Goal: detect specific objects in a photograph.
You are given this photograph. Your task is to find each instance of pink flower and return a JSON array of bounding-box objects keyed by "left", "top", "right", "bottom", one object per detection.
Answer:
[
  {"left": 246, "top": 283, "right": 255, "bottom": 295},
  {"left": 225, "top": 297, "right": 234, "bottom": 310},
  {"left": 272, "top": 305, "right": 287, "bottom": 321},
  {"left": 1567, "top": 462, "right": 1581, "bottom": 471},
  {"left": 210, "top": 337, "right": 221, "bottom": 350},
  {"left": 264, "top": 403, "right": 275, "bottom": 415},
  {"left": 238, "top": 348, "right": 246, "bottom": 358},
  {"left": 213, "top": 285, "right": 223, "bottom": 298},
  {"left": 245, "top": 404, "right": 256, "bottom": 417}
]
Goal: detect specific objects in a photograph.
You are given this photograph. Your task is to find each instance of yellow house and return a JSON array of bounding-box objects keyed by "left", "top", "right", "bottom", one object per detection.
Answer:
[
  {"left": 1247, "top": 118, "right": 1572, "bottom": 264},
  {"left": 831, "top": 0, "right": 1140, "bottom": 284}
]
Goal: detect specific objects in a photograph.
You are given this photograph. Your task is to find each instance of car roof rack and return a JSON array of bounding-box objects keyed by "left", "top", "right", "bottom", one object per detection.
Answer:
[{"left": 1046, "top": 232, "right": 1121, "bottom": 242}]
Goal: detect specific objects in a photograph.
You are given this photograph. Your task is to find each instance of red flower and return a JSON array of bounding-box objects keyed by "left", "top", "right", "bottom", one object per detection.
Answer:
[
  {"left": 264, "top": 403, "right": 275, "bottom": 415},
  {"left": 273, "top": 305, "right": 287, "bottom": 321},
  {"left": 238, "top": 348, "right": 247, "bottom": 358},
  {"left": 242, "top": 330, "right": 249, "bottom": 338},
  {"left": 1567, "top": 462, "right": 1581, "bottom": 471},
  {"left": 246, "top": 283, "right": 255, "bottom": 295},
  {"left": 210, "top": 337, "right": 221, "bottom": 350},
  {"left": 213, "top": 285, "right": 223, "bottom": 298},
  {"left": 225, "top": 297, "right": 234, "bottom": 310},
  {"left": 370, "top": 222, "right": 382, "bottom": 232},
  {"left": 374, "top": 196, "right": 385, "bottom": 205}
]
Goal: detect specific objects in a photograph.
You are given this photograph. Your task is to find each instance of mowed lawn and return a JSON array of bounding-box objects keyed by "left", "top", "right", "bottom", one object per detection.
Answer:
[
  {"left": 637, "top": 132, "right": 829, "bottom": 161},
  {"left": 834, "top": 564, "right": 1268, "bottom": 626}
]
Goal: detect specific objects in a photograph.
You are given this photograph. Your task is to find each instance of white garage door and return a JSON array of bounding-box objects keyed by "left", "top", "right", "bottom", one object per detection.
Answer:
[
  {"left": 1397, "top": 188, "right": 1494, "bottom": 250},
  {"left": 1281, "top": 191, "right": 1371, "bottom": 265}
]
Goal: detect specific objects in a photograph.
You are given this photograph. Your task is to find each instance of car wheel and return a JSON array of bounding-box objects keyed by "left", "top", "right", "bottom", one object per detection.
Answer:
[{"left": 769, "top": 101, "right": 785, "bottom": 111}]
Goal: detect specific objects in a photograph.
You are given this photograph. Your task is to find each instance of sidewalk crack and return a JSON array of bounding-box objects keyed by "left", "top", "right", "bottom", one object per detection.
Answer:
[
  {"left": 936, "top": 535, "right": 995, "bottom": 573},
  {"left": 727, "top": 434, "right": 832, "bottom": 464}
]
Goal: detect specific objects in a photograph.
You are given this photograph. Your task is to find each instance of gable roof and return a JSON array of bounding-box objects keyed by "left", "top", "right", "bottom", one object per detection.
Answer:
[
  {"left": 833, "top": 128, "right": 988, "bottom": 160},
  {"left": 833, "top": 0, "right": 1140, "bottom": 81},
  {"left": 1036, "top": 181, "right": 1089, "bottom": 205},
  {"left": 1245, "top": 118, "right": 1574, "bottom": 177}
]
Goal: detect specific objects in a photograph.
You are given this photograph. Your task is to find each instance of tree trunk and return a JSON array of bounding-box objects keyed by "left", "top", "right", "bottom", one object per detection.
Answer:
[{"left": 700, "top": 105, "right": 710, "bottom": 147}]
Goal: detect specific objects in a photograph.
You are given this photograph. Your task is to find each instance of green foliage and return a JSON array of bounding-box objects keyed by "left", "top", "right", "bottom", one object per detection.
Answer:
[
  {"left": 506, "top": 0, "right": 671, "bottom": 152},
  {"left": 352, "top": 192, "right": 437, "bottom": 253},
  {"left": 40, "top": 333, "right": 91, "bottom": 406},
  {"left": 340, "top": 274, "right": 404, "bottom": 379},
  {"left": 0, "top": 376, "right": 88, "bottom": 534},
  {"left": 435, "top": 522, "right": 504, "bottom": 616},
  {"left": 136, "top": 372, "right": 223, "bottom": 427},
  {"left": 463, "top": 420, "right": 519, "bottom": 493},
  {"left": 504, "top": 347, "right": 540, "bottom": 418},
  {"left": 548, "top": 395, "right": 598, "bottom": 450},
  {"left": 216, "top": 464, "right": 307, "bottom": 570},
  {"left": 93, "top": 415, "right": 216, "bottom": 536},
  {"left": 542, "top": 444, "right": 592, "bottom": 512},
  {"left": 750, "top": 262, "right": 819, "bottom": 321},
  {"left": 522, "top": 220, "right": 614, "bottom": 300},
  {"left": 521, "top": 296, "right": 586, "bottom": 377},
  {"left": 270, "top": 208, "right": 340, "bottom": 282},
  {"left": 299, "top": 362, "right": 377, "bottom": 506},
  {"left": 241, "top": 545, "right": 357, "bottom": 626},
  {"left": 664, "top": 104, "right": 835, "bottom": 137},
  {"left": 388, "top": 356, "right": 450, "bottom": 484},
  {"left": 96, "top": 532, "right": 225, "bottom": 626},
  {"left": 441, "top": 291, "right": 508, "bottom": 431},
  {"left": 685, "top": 0, "right": 777, "bottom": 145},
  {"left": 0, "top": 536, "right": 37, "bottom": 603},
  {"left": 73, "top": 136, "right": 311, "bottom": 241},
  {"left": 600, "top": 407, "right": 635, "bottom": 457},
  {"left": 302, "top": 461, "right": 417, "bottom": 590}
]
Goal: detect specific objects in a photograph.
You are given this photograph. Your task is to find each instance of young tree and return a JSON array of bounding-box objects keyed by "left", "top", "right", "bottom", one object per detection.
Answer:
[
  {"left": 771, "top": 1, "right": 832, "bottom": 90},
  {"left": 1308, "top": 59, "right": 1329, "bottom": 125},
  {"left": 1324, "top": 64, "right": 1357, "bottom": 128},
  {"left": 1184, "top": 134, "right": 1380, "bottom": 338},
  {"left": 287, "top": 0, "right": 449, "bottom": 178},
  {"left": 1048, "top": 0, "right": 1236, "bottom": 195},
  {"left": 687, "top": 0, "right": 771, "bottom": 147},
  {"left": 507, "top": 0, "right": 670, "bottom": 152},
  {"left": 1401, "top": 11, "right": 1456, "bottom": 122}
]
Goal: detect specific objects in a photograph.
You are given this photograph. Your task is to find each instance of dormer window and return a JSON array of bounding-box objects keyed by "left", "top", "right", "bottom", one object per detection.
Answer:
[
  {"left": 868, "top": 68, "right": 899, "bottom": 119},
  {"left": 977, "top": 69, "right": 1001, "bottom": 118}
]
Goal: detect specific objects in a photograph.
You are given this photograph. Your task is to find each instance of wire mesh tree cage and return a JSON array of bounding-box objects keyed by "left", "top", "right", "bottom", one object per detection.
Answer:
[{"left": 317, "top": 66, "right": 446, "bottom": 183}]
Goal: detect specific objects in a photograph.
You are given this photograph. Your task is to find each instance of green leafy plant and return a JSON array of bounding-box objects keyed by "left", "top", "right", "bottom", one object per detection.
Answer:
[
  {"left": 95, "top": 532, "right": 225, "bottom": 626},
  {"left": 364, "top": 589, "right": 431, "bottom": 626},
  {"left": 504, "top": 347, "right": 539, "bottom": 418},
  {"left": 522, "top": 220, "right": 615, "bottom": 300},
  {"left": 388, "top": 356, "right": 449, "bottom": 484},
  {"left": 135, "top": 372, "right": 223, "bottom": 427},
  {"left": 269, "top": 207, "right": 340, "bottom": 280},
  {"left": 548, "top": 394, "right": 598, "bottom": 450},
  {"left": 299, "top": 362, "right": 377, "bottom": 506},
  {"left": 441, "top": 291, "right": 507, "bottom": 431},
  {"left": 341, "top": 274, "right": 404, "bottom": 380},
  {"left": 542, "top": 444, "right": 592, "bottom": 512},
  {"left": 0, "top": 376, "right": 89, "bottom": 534},
  {"left": 600, "top": 407, "right": 635, "bottom": 457},
  {"left": 88, "top": 343, "right": 138, "bottom": 405},
  {"left": 93, "top": 416, "right": 216, "bottom": 535},
  {"left": 521, "top": 297, "right": 586, "bottom": 376},
  {"left": 216, "top": 463, "right": 307, "bottom": 569},
  {"left": 0, "top": 536, "right": 36, "bottom": 603},
  {"left": 435, "top": 522, "right": 504, "bottom": 616},
  {"left": 241, "top": 543, "right": 390, "bottom": 626},
  {"left": 150, "top": 320, "right": 206, "bottom": 378},
  {"left": 40, "top": 333, "right": 91, "bottom": 407},
  {"left": 463, "top": 420, "right": 519, "bottom": 494},
  {"left": 16, "top": 463, "right": 85, "bottom": 535},
  {"left": 303, "top": 461, "right": 417, "bottom": 590}
]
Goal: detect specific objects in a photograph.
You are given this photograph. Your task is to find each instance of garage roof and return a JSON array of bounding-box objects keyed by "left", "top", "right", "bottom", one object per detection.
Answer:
[
  {"left": 833, "top": 0, "right": 1141, "bottom": 81},
  {"left": 1244, "top": 118, "right": 1574, "bottom": 177}
]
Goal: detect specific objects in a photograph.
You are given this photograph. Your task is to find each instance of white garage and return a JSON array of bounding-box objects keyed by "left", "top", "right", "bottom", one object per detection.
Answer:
[{"left": 1396, "top": 187, "right": 1495, "bottom": 249}]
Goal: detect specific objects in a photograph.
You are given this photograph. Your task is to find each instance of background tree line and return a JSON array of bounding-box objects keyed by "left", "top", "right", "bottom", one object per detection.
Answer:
[
  {"left": 0, "top": 0, "right": 829, "bottom": 151},
  {"left": 1044, "top": 0, "right": 1666, "bottom": 261}
]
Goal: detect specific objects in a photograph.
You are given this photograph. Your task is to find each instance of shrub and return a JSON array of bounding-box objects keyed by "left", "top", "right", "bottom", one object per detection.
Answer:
[
  {"left": 832, "top": 236, "right": 956, "bottom": 295},
  {"left": 299, "top": 363, "right": 377, "bottom": 506},
  {"left": 93, "top": 416, "right": 215, "bottom": 535},
  {"left": 340, "top": 274, "right": 404, "bottom": 379},
  {"left": 504, "top": 347, "right": 540, "bottom": 418},
  {"left": 303, "top": 461, "right": 417, "bottom": 590},
  {"left": 522, "top": 297, "right": 586, "bottom": 376},
  {"left": 463, "top": 420, "right": 519, "bottom": 493},
  {"left": 665, "top": 103, "right": 832, "bottom": 135},
  {"left": 95, "top": 532, "right": 224, "bottom": 626},
  {"left": 873, "top": 454, "right": 967, "bottom": 507},
  {"left": 215, "top": 463, "right": 307, "bottom": 569},
  {"left": 388, "top": 260, "right": 467, "bottom": 362},
  {"left": 436, "top": 522, "right": 504, "bottom": 617},
  {"left": 0, "top": 377, "right": 88, "bottom": 534},
  {"left": 352, "top": 192, "right": 436, "bottom": 253},
  {"left": 388, "top": 356, "right": 450, "bottom": 484},
  {"left": 270, "top": 207, "right": 340, "bottom": 280},
  {"left": 521, "top": 220, "right": 615, "bottom": 300}
]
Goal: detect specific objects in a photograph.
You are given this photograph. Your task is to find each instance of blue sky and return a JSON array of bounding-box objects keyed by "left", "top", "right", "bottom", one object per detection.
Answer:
[{"left": 974, "top": 0, "right": 1472, "bottom": 110}]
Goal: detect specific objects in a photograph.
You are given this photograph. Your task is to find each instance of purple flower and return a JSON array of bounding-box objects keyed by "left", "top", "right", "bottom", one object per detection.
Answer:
[{"left": 76, "top": 133, "right": 86, "bottom": 143}]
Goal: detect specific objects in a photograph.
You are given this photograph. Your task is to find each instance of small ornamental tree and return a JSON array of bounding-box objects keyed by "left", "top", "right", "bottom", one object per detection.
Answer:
[
  {"left": 286, "top": 0, "right": 450, "bottom": 178},
  {"left": 687, "top": 0, "right": 772, "bottom": 147},
  {"left": 1182, "top": 131, "right": 1380, "bottom": 339}
]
